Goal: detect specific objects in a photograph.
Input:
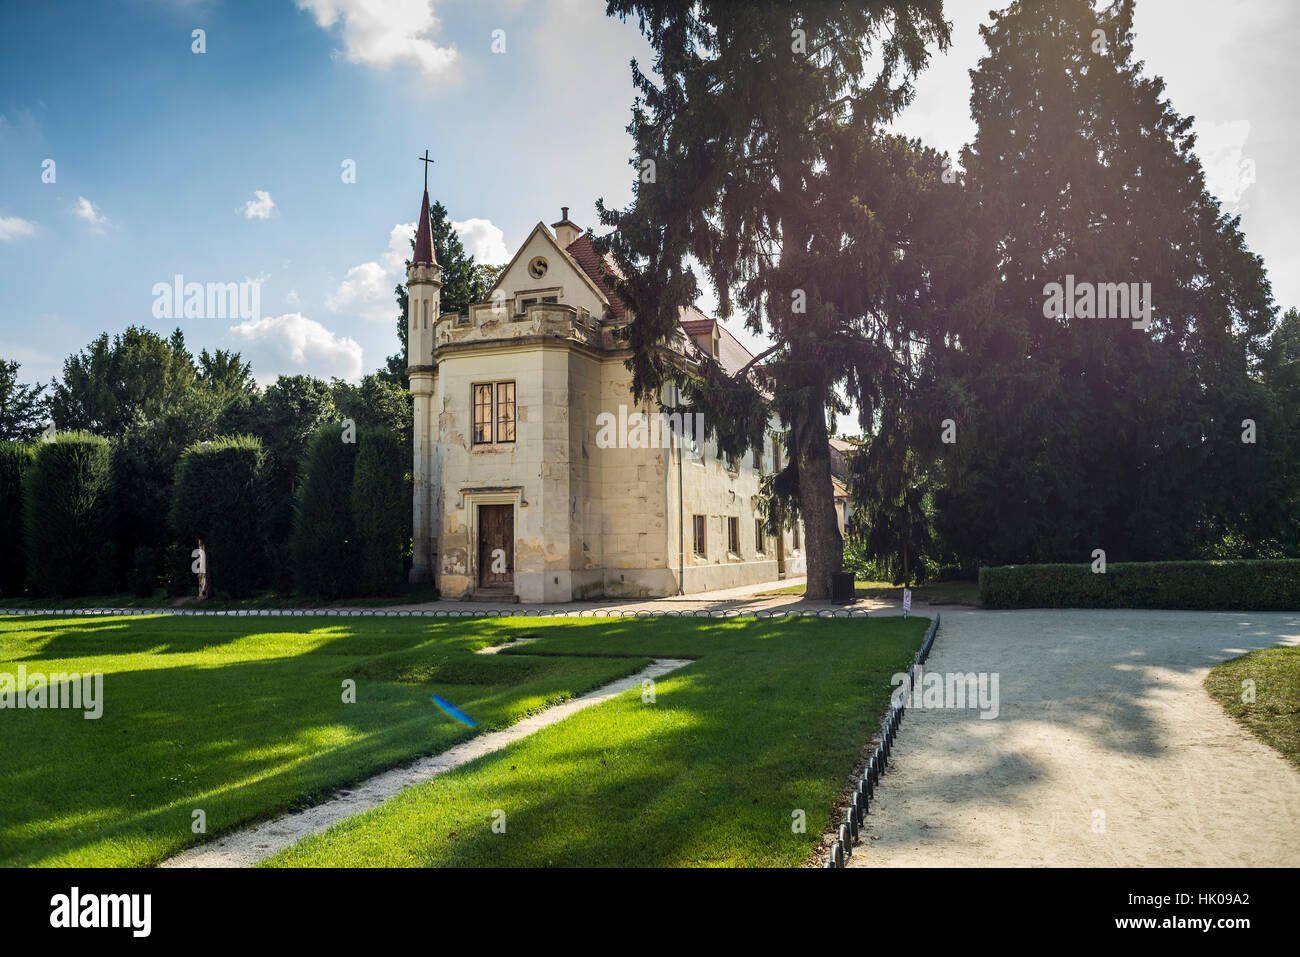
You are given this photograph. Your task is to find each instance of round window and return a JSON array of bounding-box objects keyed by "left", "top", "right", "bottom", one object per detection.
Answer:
[{"left": 528, "top": 256, "right": 548, "bottom": 279}]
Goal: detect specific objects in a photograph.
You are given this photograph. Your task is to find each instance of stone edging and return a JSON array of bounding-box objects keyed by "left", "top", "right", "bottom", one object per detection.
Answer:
[{"left": 823, "top": 613, "right": 941, "bottom": 868}]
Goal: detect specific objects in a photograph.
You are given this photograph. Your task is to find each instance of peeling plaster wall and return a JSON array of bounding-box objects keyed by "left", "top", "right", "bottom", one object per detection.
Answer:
[{"left": 594, "top": 360, "right": 671, "bottom": 597}]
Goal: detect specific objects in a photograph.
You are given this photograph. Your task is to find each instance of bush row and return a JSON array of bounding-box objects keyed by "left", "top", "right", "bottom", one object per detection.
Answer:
[
  {"left": 1, "top": 424, "right": 407, "bottom": 600},
  {"left": 979, "top": 560, "right": 1300, "bottom": 611}
]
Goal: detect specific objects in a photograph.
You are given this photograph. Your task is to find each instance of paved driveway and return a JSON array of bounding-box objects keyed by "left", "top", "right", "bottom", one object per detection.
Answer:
[{"left": 848, "top": 608, "right": 1300, "bottom": 867}]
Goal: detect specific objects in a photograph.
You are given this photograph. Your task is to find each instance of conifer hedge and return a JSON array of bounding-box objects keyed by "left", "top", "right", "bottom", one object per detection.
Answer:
[
  {"left": 291, "top": 424, "right": 360, "bottom": 598},
  {"left": 22, "top": 432, "right": 113, "bottom": 597},
  {"left": 351, "top": 428, "right": 407, "bottom": 595},
  {"left": 169, "top": 435, "right": 267, "bottom": 598},
  {"left": 0, "top": 442, "right": 37, "bottom": 597}
]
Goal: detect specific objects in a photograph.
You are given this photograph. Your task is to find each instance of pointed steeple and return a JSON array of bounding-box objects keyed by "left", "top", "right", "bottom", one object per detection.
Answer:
[{"left": 413, "top": 189, "right": 437, "bottom": 266}]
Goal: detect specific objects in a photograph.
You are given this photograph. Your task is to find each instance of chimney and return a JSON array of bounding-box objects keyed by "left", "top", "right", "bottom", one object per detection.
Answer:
[{"left": 551, "top": 206, "right": 580, "bottom": 248}]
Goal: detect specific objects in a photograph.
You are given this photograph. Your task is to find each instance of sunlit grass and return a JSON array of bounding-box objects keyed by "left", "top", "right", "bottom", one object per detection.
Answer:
[
  {"left": 0, "top": 614, "right": 647, "bottom": 866},
  {"left": 267, "top": 615, "right": 929, "bottom": 868}
]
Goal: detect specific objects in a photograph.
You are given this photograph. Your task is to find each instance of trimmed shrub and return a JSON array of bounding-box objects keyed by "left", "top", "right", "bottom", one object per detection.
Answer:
[
  {"left": 291, "top": 425, "right": 359, "bottom": 599},
  {"left": 170, "top": 436, "right": 267, "bottom": 598},
  {"left": 0, "top": 442, "right": 36, "bottom": 597},
  {"left": 22, "top": 432, "right": 113, "bottom": 597},
  {"left": 979, "top": 560, "right": 1300, "bottom": 611},
  {"left": 351, "top": 428, "right": 407, "bottom": 596}
]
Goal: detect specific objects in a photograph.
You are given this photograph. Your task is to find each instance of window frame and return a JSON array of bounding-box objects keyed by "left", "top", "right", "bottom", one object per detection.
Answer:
[
  {"left": 692, "top": 514, "right": 707, "bottom": 558},
  {"left": 496, "top": 381, "right": 516, "bottom": 444},
  {"left": 472, "top": 380, "right": 517, "bottom": 446},
  {"left": 727, "top": 516, "right": 740, "bottom": 555},
  {"left": 472, "top": 382, "right": 494, "bottom": 445}
]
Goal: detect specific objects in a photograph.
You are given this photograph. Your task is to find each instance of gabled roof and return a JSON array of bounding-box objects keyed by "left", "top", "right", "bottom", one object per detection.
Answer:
[
  {"left": 565, "top": 234, "right": 627, "bottom": 320},
  {"left": 486, "top": 222, "right": 613, "bottom": 312},
  {"left": 413, "top": 189, "right": 436, "bottom": 265},
  {"left": 480, "top": 217, "right": 763, "bottom": 377}
]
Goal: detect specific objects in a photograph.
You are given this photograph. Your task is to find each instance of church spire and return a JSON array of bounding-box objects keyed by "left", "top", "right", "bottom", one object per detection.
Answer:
[{"left": 413, "top": 187, "right": 437, "bottom": 266}]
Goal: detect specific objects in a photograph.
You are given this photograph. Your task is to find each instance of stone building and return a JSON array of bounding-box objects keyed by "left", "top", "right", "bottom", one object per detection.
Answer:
[{"left": 406, "top": 187, "right": 806, "bottom": 601}]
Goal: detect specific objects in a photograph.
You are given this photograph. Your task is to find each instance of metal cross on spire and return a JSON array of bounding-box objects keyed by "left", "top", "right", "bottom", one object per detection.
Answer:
[{"left": 418, "top": 149, "right": 434, "bottom": 191}]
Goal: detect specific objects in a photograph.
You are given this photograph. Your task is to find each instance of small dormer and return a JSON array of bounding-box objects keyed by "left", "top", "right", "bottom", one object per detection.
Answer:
[{"left": 551, "top": 207, "right": 581, "bottom": 248}]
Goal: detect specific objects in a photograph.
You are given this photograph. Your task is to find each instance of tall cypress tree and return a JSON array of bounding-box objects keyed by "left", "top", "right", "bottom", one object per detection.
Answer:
[{"left": 930, "top": 0, "right": 1277, "bottom": 564}]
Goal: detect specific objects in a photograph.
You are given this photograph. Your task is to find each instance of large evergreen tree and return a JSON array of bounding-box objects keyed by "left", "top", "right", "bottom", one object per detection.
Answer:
[
  {"left": 928, "top": 0, "right": 1278, "bottom": 565},
  {"left": 50, "top": 327, "right": 197, "bottom": 438},
  {"left": 597, "top": 1, "right": 954, "bottom": 596},
  {"left": 0, "top": 360, "right": 48, "bottom": 441}
]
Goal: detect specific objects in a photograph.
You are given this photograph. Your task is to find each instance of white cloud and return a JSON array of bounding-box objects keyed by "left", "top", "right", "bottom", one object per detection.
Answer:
[
  {"left": 325, "top": 221, "right": 413, "bottom": 321},
  {"left": 285, "top": 289, "right": 301, "bottom": 305},
  {"left": 228, "top": 312, "right": 363, "bottom": 383},
  {"left": 452, "top": 217, "right": 509, "bottom": 264},
  {"left": 326, "top": 261, "right": 393, "bottom": 321},
  {"left": 1194, "top": 119, "right": 1257, "bottom": 210},
  {"left": 296, "top": 0, "right": 458, "bottom": 81},
  {"left": 240, "top": 190, "right": 276, "bottom": 220},
  {"left": 74, "top": 197, "right": 108, "bottom": 231},
  {"left": 0, "top": 215, "right": 36, "bottom": 242}
]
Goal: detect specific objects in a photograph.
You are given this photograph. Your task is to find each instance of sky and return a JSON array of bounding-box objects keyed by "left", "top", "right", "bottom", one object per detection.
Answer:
[{"left": 1, "top": 0, "right": 1296, "bottom": 388}]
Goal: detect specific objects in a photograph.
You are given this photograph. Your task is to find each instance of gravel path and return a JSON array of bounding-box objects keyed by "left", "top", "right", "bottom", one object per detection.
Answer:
[{"left": 848, "top": 608, "right": 1300, "bottom": 867}]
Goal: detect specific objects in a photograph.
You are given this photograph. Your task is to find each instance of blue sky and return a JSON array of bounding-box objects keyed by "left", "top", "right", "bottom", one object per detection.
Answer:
[{"left": 1, "top": 0, "right": 1296, "bottom": 388}]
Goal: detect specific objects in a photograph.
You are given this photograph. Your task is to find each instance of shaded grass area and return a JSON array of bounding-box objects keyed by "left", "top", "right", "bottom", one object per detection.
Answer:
[
  {"left": 0, "top": 583, "right": 443, "bottom": 611},
  {"left": 1204, "top": 646, "right": 1300, "bottom": 770},
  {"left": 266, "top": 615, "right": 928, "bottom": 868},
  {"left": 761, "top": 579, "right": 980, "bottom": 606},
  {"left": 0, "top": 615, "right": 646, "bottom": 867}
]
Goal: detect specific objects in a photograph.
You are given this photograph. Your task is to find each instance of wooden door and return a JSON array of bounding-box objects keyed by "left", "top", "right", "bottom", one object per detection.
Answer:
[{"left": 478, "top": 505, "right": 514, "bottom": 589}]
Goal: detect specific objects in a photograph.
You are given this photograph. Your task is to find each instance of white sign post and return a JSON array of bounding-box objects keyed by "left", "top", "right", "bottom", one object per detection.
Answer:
[{"left": 903, "top": 588, "right": 912, "bottom": 618}]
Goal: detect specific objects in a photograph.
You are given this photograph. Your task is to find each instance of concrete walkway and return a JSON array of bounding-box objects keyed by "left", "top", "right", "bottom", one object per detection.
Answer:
[
  {"left": 163, "top": 656, "right": 691, "bottom": 868},
  {"left": 847, "top": 608, "right": 1300, "bottom": 867}
]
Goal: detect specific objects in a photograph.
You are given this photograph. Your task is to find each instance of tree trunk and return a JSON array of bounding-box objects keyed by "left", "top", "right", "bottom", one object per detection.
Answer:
[{"left": 795, "top": 389, "right": 843, "bottom": 599}]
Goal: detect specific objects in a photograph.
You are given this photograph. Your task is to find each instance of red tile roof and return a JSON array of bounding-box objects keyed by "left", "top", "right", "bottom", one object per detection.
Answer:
[
  {"left": 565, "top": 234, "right": 625, "bottom": 320},
  {"left": 413, "top": 189, "right": 436, "bottom": 265},
  {"left": 563, "top": 231, "right": 759, "bottom": 378}
]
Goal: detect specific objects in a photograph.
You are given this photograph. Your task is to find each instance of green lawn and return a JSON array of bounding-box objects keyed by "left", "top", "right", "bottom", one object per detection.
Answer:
[
  {"left": 0, "top": 614, "right": 646, "bottom": 867},
  {"left": 1204, "top": 645, "right": 1300, "bottom": 770},
  {"left": 2, "top": 613, "right": 926, "bottom": 868},
  {"left": 266, "top": 615, "right": 927, "bottom": 868},
  {"left": 761, "top": 578, "right": 981, "bottom": 606}
]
